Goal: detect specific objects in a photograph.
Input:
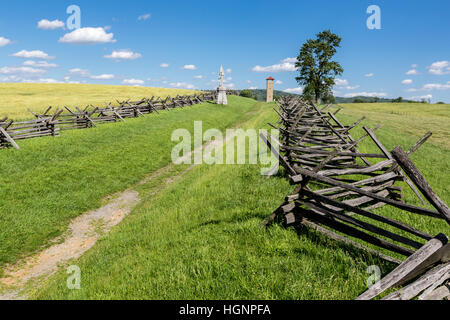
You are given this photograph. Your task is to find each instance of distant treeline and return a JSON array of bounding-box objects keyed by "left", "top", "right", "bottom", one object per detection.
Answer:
[{"left": 246, "top": 89, "right": 438, "bottom": 104}]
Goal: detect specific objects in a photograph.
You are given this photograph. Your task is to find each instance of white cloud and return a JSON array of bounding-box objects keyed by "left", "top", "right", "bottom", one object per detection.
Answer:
[
  {"left": 428, "top": 61, "right": 450, "bottom": 75},
  {"left": 104, "top": 49, "right": 142, "bottom": 61},
  {"left": 138, "top": 13, "right": 151, "bottom": 21},
  {"left": 402, "top": 79, "right": 413, "bottom": 85},
  {"left": 252, "top": 58, "right": 297, "bottom": 72},
  {"left": 69, "top": 68, "right": 90, "bottom": 77},
  {"left": 0, "top": 66, "right": 46, "bottom": 76},
  {"left": 406, "top": 82, "right": 450, "bottom": 92},
  {"left": 281, "top": 57, "right": 297, "bottom": 63},
  {"left": 37, "top": 19, "right": 65, "bottom": 30},
  {"left": 59, "top": 27, "right": 116, "bottom": 44},
  {"left": 35, "top": 78, "right": 60, "bottom": 83},
  {"left": 61, "top": 76, "right": 80, "bottom": 84},
  {"left": 343, "top": 92, "right": 387, "bottom": 98},
  {"left": 90, "top": 74, "right": 115, "bottom": 80},
  {"left": 247, "top": 80, "right": 252, "bottom": 84},
  {"left": 275, "top": 80, "right": 283, "bottom": 85},
  {"left": 224, "top": 83, "right": 235, "bottom": 89},
  {"left": 409, "top": 94, "right": 432, "bottom": 101},
  {"left": 422, "top": 82, "right": 450, "bottom": 91},
  {"left": 249, "top": 86, "right": 258, "bottom": 89},
  {"left": 406, "top": 69, "right": 419, "bottom": 75},
  {"left": 160, "top": 63, "right": 169, "bottom": 68},
  {"left": 365, "top": 73, "right": 374, "bottom": 77},
  {"left": 226, "top": 68, "right": 232, "bottom": 74},
  {"left": 335, "top": 79, "right": 348, "bottom": 86},
  {"left": 334, "top": 79, "right": 359, "bottom": 90},
  {"left": 11, "top": 50, "right": 54, "bottom": 59},
  {"left": 226, "top": 77, "right": 232, "bottom": 81},
  {"left": 23, "top": 60, "right": 58, "bottom": 68},
  {"left": 194, "top": 75, "right": 204, "bottom": 79},
  {"left": 183, "top": 64, "right": 197, "bottom": 70},
  {"left": 284, "top": 87, "right": 303, "bottom": 94},
  {"left": 122, "top": 78, "right": 144, "bottom": 85},
  {"left": 170, "top": 82, "right": 196, "bottom": 89},
  {"left": 0, "top": 37, "right": 12, "bottom": 47},
  {"left": 411, "top": 64, "right": 418, "bottom": 68}
]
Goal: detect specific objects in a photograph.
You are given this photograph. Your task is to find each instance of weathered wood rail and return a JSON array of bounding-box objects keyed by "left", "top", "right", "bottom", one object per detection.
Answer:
[
  {"left": 262, "top": 96, "right": 449, "bottom": 300},
  {"left": 0, "top": 90, "right": 239, "bottom": 149}
]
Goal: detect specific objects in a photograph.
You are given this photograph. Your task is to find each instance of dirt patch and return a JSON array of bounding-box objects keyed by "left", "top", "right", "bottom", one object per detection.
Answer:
[
  {"left": 0, "top": 120, "right": 237, "bottom": 300},
  {"left": 0, "top": 190, "right": 139, "bottom": 299}
]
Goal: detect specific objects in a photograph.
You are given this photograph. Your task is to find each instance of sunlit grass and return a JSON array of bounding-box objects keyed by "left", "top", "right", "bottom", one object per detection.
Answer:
[
  {"left": 337, "top": 103, "right": 450, "bottom": 149},
  {"left": 3, "top": 99, "right": 449, "bottom": 300},
  {"left": 0, "top": 96, "right": 255, "bottom": 269}
]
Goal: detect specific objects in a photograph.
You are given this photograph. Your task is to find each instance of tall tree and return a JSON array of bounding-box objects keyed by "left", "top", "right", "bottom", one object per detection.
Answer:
[{"left": 295, "top": 30, "right": 344, "bottom": 104}]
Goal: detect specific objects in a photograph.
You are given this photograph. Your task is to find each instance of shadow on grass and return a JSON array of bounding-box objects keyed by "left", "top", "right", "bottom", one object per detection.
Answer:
[{"left": 291, "top": 223, "right": 397, "bottom": 270}]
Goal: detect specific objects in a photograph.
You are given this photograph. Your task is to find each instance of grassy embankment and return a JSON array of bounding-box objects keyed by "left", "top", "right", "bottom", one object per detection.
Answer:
[
  {"left": 0, "top": 95, "right": 258, "bottom": 271},
  {"left": 30, "top": 102, "right": 448, "bottom": 300},
  {"left": 0, "top": 83, "right": 200, "bottom": 120}
]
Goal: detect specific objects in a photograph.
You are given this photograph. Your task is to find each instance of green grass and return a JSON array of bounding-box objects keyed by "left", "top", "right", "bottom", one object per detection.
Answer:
[
  {"left": 0, "top": 83, "right": 200, "bottom": 120},
  {"left": 4, "top": 100, "right": 450, "bottom": 299},
  {"left": 338, "top": 102, "right": 450, "bottom": 149},
  {"left": 32, "top": 99, "right": 397, "bottom": 300},
  {"left": 0, "top": 96, "right": 257, "bottom": 269}
]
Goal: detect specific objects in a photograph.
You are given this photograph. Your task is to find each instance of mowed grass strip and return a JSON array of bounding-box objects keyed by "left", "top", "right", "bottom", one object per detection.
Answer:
[
  {"left": 0, "top": 83, "right": 200, "bottom": 120},
  {"left": 32, "top": 101, "right": 397, "bottom": 300},
  {"left": 0, "top": 96, "right": 258, "bottom": 269}
]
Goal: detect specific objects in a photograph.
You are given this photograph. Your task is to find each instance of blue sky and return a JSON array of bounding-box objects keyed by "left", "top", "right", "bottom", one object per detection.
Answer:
[{"left": 0, "top": 0, "right": 449, "bottom": 102}]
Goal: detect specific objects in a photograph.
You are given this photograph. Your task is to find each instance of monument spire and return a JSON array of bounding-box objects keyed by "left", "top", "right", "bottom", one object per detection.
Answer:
[{"left": 217, "top": 65, "right": 228, "bottom": 105}]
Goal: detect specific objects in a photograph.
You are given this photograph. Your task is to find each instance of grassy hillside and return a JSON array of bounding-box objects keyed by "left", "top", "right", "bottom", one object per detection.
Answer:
[
  {"left": 0, "top": 96, "right": 257, "bottom": 269},
  {"left": 0, "top": 97, "right": 448, "bottom": 299},
  {"left": 336, "top": 102, "right": 450, "bottom": 149},
  {"left": 29, "top": 101, "right": 449, "bottom": 300},
  {"left": 0, "top": 83, "right": 200, "bottom": 120}
]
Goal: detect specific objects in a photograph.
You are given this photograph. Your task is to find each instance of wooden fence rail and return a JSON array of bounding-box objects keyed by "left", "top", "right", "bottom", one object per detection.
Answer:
[{"left": 262, "top": 95, "right": 449, "bottom": 300}]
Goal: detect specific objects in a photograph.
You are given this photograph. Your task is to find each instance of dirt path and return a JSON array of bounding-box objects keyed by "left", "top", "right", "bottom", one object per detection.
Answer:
[{"left": 0, "top": 130, "right": 230, "bottom": 300}]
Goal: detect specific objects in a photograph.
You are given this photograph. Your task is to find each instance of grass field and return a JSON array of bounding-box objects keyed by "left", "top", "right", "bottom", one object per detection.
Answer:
[
  {"left": 0, "top": 95, "right": 257, "bottom": 270},
  {"left": 28, "top": 101, "right": 449, "bottom": 299},
  {"left": 338, "top": 102, "right": 450, "bottom": 149},
  {"left": 0, "top": 91, "right": 448, "bottom": 299},
  {"left": 0, "top": 83, "right": 200, "bottom": 120}
]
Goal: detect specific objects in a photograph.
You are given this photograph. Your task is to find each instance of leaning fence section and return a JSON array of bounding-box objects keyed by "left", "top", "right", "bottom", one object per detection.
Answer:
[
  {"left": 261, "top": 96, "right": 449, "bottom": 300},
  {"left": 0, "top": 90, "right": 239, "bottom": 149}
]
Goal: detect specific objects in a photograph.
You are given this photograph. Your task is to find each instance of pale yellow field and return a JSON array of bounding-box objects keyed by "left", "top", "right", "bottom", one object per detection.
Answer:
[
  {"left": 0, "top": 83, "right": 201, "bottom": 120},
  {"left": 336, "top": 102, "right": 450, "bottom": 149}
]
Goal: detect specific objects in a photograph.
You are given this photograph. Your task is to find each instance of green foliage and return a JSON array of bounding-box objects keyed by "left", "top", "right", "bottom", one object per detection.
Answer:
[
  {"left": 392, "top": 97, "right": 403, "bottom": 103},
  {"left": 239, "top": 89, "right": 254, "bottom": 99},
  {"left": 247, "top": 89, "right": 298, "bottom": 102},
  {"left": 296, "top": 30, "right": 344, "bottom": 103},
  {"left": 353, "top": 98, "right": 365, "bottom": 103}
]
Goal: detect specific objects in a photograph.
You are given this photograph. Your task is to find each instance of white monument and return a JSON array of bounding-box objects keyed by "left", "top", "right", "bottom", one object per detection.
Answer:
[{"left": 216, "top": 65, "right": 228, "bottom": 105}]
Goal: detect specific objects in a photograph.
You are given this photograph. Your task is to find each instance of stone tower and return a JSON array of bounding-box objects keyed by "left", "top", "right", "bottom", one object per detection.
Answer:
[{"left": 266, "top": 77, "right": 274, "bottom": 102}]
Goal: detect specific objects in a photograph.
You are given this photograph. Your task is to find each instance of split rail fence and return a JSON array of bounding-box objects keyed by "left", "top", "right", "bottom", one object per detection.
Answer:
[
  {"left": 261, "top": 96, "right": 449, "bottom": 300},
  {"left": 0, "top": 90, "right": 239, "bottom": 150}
]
